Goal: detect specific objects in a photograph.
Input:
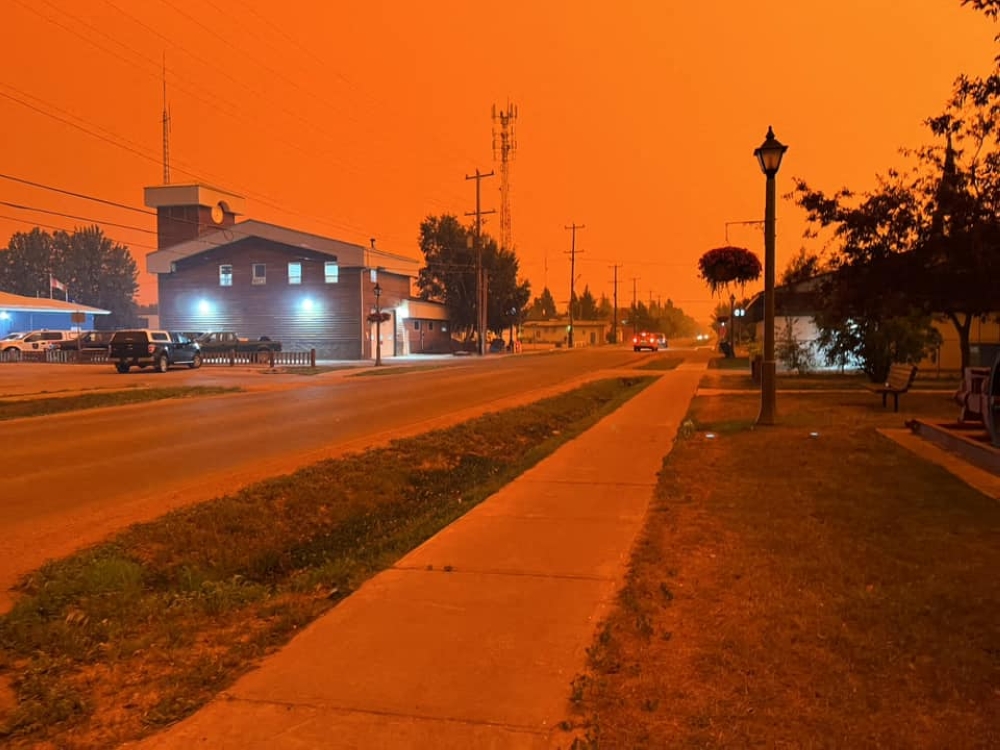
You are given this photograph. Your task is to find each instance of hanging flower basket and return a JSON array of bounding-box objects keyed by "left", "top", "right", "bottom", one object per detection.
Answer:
[
  {"left": 698, "top": 246, "right": 762, "bottom": 295},
  {"left": 367, "top": 312, "right": 392, "bottom": 323}
]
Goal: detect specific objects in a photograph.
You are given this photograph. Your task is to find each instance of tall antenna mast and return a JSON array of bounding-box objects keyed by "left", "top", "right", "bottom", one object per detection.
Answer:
[
  {"left": 162, "top": 52, "right": 171, "bottom": 185},
  {"left": 492, "top": 101, "right": 517, "bottom": 250}
]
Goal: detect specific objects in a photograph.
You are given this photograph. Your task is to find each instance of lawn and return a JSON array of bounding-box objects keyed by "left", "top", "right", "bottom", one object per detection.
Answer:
[
  {"left": 571, "top": 388, "right": 1000, "bottom": 748},
  {"left": 0, "top": 387, "right": 240, "bottom": 421},
  {"left": 0, "top": 376, "right": 652, "bottom": 750}
]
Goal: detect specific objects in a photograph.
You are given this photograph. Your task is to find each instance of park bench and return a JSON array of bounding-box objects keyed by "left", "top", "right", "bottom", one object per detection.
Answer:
[{"left": 866, "top": 363, "right": 918, "bottom": 412}]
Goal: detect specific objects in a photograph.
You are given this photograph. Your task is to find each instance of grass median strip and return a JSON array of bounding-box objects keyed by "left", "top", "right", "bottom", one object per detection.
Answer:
[
  {"left": 570, "top": 389, "right": 1000, "bottom": 748},
  {"left": 0, "top": 375, "right": 653, "bottom": 749},
  {"left": 0, "top": 387, "right": 241, "bottom": 421}
]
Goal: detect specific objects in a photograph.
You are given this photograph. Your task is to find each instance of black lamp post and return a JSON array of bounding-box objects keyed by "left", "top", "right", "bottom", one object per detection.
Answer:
[
  {"left": 373, "top": 282, "right": 382, "bottom": 367},
  {"left": 754, "top": 126, "right": 788, "bottom": 425}
]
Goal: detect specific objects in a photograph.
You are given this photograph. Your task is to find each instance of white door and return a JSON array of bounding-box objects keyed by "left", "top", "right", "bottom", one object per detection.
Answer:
[{"left": 370, "top": 311, "right": 394, "bottom": 360}]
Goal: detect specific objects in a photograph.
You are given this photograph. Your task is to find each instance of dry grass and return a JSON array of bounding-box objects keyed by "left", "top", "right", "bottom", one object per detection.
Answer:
[{"left": 573, "top": 389, "right": 1000, "bottom": 748}]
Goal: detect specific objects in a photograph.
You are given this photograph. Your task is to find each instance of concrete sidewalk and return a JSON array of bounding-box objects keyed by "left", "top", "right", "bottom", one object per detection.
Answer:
[{"left": 132, "top": 364, "right": 705, "bottom": 750}]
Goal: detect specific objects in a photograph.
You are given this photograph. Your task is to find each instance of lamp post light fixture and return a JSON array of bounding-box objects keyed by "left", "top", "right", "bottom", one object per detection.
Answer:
[
  {"left": 373, "top": 281, "right": 383, "bottom": 367},
  {"left": 753, "top": 125, "right": 788, "bottom": 425}
]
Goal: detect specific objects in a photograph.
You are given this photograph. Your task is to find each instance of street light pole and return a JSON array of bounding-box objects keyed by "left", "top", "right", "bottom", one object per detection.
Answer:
[
  {"left": 729, "top": 293, "right": 736, "bottom": 352},
  {"left": 754, "top": 126, "right": 788, "bottom": 426},
  {"left": 373, "top": 282, "right": 382, "bottom": 367}
]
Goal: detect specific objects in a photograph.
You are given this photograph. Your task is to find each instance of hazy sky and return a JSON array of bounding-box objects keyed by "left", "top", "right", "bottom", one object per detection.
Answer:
[{"left": 1, "top": 1, "right": 996, "bottom": 322}]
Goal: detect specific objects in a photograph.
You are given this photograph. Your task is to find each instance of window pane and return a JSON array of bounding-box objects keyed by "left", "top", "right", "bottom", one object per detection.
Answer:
[
  {"left": 252, "top": 264, "right": 266, "bottom": 285},
  {"left": 219, "top": 264, "right": 233, "bottom": 287},
  {"left": 288, "top": 262, "right": 302, "bottom": 285},
  {"left": 324, "top": 262, "right": 339, "bottom": 284}
]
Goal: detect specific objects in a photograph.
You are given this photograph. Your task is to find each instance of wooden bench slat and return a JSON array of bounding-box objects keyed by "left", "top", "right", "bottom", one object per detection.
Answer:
[{"left": 865, "top": 364, "right": 917, "bottom": 412}]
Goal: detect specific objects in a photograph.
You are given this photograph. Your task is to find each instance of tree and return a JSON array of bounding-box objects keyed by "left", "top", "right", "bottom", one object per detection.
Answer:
[
  {"left": 53, "top": 226, "right": 139, "bottom": 328},
  {"left": 485, "top": 244, "right": 530, "bottom": 337},
  {"left": 697, "top": 246, "right": 762, "bottom": 297},
  {"left": 527, "top": 287, "right": 558, "bottom": 320},
  {"left": 911, "top": 75, "right": 1000, "bottom": 370},
  {"left": 792, "top": 175, "right": 944, "bottom": 380},
  {"left": 577, "top": 285, "right": 599, "bottom": 320},
  {"left": 780, "top": 248, "right": 824, "bottom": 286},
  {"left": 0, "top": 228, "right": 54, "bottom": 297},
  {"left": 416, "top": 214, "right": 529, "bottom": 341},
  {"left": 962, "top": 0, "right": 1000, "bottom": 18},
  {"left": 1, "top": 225, "right": 139, "bottom": 328},
  {"left": 597, "top": 293, "right": 613, "bottom": 319}
]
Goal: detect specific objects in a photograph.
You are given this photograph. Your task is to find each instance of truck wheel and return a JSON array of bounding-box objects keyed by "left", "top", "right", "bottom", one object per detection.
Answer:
[
  {"left": 189, "top": 353, "right": 202, "bottom": 369},
  {"left": 156, "top": 354, "right": 169, "bottom": 373},
  {"left": 3, "top": 347, "right": 21, "bottom": 361},
  {"left": 115, "top": 362, "right": 130, "bottom": 374}
]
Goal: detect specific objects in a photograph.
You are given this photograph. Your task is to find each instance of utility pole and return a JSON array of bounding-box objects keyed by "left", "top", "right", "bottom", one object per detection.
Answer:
[
  {"left": 630, "top": 276, "right": 640, "bottom": 339},
  {"left": 609, "top": 264, "right": 622, "bottom": 344},
  {"left": 564, "top": 223, "right": 585, "bottom": 348},
  {"left": 465, "top": 168, "right": 495, "bottom": 355}
]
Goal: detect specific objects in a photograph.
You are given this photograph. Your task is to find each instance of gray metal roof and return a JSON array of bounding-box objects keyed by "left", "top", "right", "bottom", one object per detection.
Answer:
[{"left": 147, "top": 219, "right": 421, "bottom": 277}]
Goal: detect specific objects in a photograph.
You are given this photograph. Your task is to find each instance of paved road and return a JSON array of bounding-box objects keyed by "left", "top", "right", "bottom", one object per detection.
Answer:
[{"left": 0, "top": 348, "right": 668, "bottom": 611}]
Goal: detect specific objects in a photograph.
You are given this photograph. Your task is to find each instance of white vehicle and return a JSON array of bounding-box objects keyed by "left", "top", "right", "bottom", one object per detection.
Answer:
[{"left": 0, "top": 330, "right": 79, "bottom": 356}]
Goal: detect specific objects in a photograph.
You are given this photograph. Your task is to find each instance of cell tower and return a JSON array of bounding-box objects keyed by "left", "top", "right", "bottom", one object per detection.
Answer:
[
  {"left": 492, "top": 102, "right": 517, "bottom": 250},
  {"left": 162, "top": 53, "right": 171, "bottom": 185}
]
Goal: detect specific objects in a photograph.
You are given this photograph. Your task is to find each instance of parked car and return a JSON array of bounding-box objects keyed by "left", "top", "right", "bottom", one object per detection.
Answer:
[
  {"left": 1, "top": 330, "right": 79, "bottom": 356},
  {"left": 107, "top": 330, "right": 202, "bottom": 373},
  {"left": 632, "top": 331, "right": 660, "bottom": 352},
  {"left": 52, "top": 330, "right": 114, "bottom": 350}
]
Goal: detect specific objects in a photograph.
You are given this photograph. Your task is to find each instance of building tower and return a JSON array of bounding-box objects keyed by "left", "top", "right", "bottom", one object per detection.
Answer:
[
  {"left": 162, "top": 54, "right": 171, "bottom": 185},
  {"left": 492, "top": 102, "right": 517, "bottom": 250}
]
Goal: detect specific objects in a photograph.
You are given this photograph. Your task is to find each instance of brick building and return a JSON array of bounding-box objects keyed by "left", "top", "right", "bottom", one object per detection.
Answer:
[{"left": 144, "top": 184, "right": 444, "bottom": 360}]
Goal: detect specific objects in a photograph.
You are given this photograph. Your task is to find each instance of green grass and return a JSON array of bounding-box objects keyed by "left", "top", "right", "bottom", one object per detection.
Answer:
[
  {"left": 0, "top": 387, "right": 241, "bottom": 421},
  {"left": 0, "top": 376, "right": 653, "bottom": 749}
]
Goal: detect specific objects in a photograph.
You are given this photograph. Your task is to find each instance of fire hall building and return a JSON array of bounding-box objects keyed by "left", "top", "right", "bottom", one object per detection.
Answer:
[{"left": 144, "top": 184, "right": 450, "bottom": 360}]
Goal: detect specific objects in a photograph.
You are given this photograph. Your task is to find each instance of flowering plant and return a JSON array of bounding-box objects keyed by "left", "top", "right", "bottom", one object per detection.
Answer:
[{"left": 697, "top": 246, "right": 762, "bottom": 295}]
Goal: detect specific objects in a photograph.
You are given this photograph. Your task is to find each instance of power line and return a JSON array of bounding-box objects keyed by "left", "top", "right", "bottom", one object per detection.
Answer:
[
  {"left": 0, "top": 199, "right": 157, "bottom": 234},
  {"left": 0, "top": 213, "right": 159, "bottom": 251},
  {"left": 16, "top": 0, "right": 463, "bottom": 228}
]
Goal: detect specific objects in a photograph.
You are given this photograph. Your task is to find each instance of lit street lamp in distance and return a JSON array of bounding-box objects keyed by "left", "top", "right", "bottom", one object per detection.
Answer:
[{"left": 753, "top": 126, "right": 788, "bottom": 426}]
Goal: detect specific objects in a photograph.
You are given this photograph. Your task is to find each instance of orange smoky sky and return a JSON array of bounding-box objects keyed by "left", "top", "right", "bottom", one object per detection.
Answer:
[{"left": 0, "top": 0, "right": 996, "bottom": 323}]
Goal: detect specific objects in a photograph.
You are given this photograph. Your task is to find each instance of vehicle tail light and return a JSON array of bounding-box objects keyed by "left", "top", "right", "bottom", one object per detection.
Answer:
[{"left": 148, "top": 344, "right": 156, "bottom": 354}]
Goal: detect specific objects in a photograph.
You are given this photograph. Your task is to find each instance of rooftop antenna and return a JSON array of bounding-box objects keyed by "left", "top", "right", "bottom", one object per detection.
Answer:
[{"left": 162, "top": 52, "right": 171, "bottom": 185}]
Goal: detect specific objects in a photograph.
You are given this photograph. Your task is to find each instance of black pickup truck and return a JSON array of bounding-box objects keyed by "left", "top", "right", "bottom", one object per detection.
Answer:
[
  {"left": 195, "top": 331, "right": 282, "bottom": 353},
  {"left": 107, "top": 330, "right": 202, "bottom": 373}
]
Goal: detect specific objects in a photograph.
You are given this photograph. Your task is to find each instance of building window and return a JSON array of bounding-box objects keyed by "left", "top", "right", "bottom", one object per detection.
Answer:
[
  {"left": 288, "top": 262, "right": 302, "bottom": 285},
  {"left": 252, "top": 263, "right": 266, "bottom": 285},
  {"left": 219, "top": 264, "right": 233, "bottom": 287},
  {"left": 324, "top": 262, "right": 339, "bottom": 284},
  {"left": 428, "top": 321, "right": 435, "bottom": 331},
  {"left": 413, "top": 321, "right": 421, "bottom": 330}
]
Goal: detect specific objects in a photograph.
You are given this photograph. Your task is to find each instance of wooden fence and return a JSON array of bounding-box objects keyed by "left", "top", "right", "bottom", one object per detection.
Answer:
[{"left": 0, "top": 349, "right": 317, "bottom": 367}]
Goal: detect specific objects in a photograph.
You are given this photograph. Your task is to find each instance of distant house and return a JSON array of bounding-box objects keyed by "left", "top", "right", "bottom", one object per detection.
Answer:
[
  {"left": 143, "top": 183, "right": 445, "bottom": 360},
  {"left": 0, "top": 291, "right": 110, "bottom": 337},
  {"left": 521, "top": 318, "right": 610, "bottom": 348}
]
